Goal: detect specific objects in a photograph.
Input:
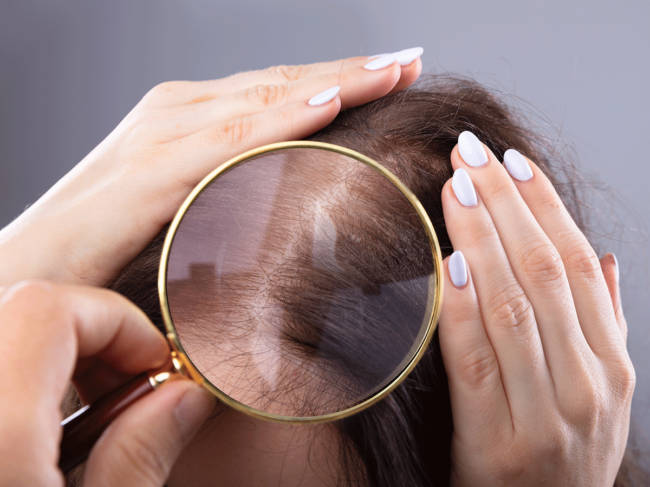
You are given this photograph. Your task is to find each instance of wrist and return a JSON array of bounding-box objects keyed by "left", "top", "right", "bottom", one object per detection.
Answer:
[
  {"left": 0, "top": 212, "right": 79, "bottom": 286},
  {"left": 0, "top": 153, "right": 180, "bottom": 288}
]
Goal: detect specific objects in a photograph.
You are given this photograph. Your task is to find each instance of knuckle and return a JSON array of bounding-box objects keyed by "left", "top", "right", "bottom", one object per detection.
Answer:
[
  {"left": 565, "top": 372, "right": 607, "bottom": 429},
  {"left": 538, "top": 426, "right": 570, "bottom": 465},
  {"left": 489, "top": 285, "right": 535, "bottom": 337},
  {"left": 494, "top": 464, "right": 527, "bottom": 485},
  {"left": 245, "top": 84, "right": 287, "bottom": 108},
  {"left": 485, "top": 439, "right": 531, "bottom": 485},
  {"left": 495, "top": 425, "right": 568, "bottom": 484},
  {"left": 518, "top": 243, "right": 565, "bottom": 288},
  {"left": 466, "top": 225, "right": 500, "bottom": 249},
  {"left": 267, "top": 64, "right": 308, "bottom": 82},
  {"left": 536, "top": 189, "right": 564, "bottom": 219},
  {"left": 562, "top": 238, "right": 601, "bottom": 280},
  {"left": 144, "top": 81, "right": 183, "bottom": 102},
  {"left": 215, "top": 117, "right": 254, "bottom": 147},
  {"left": 457, "top": 345, "right": 499, "bottom": 390},
  {"left": 0, "top": 281, "right": 69, "bottom": 331},
  {"left": 582, "top": 389, "right": 604, "bottom": 422},
  {"left": 3, "top": 280, "right": 59, "bottom": 308},
  {"left": 612, "top": 358, "right": 636, "bottom": 400}
]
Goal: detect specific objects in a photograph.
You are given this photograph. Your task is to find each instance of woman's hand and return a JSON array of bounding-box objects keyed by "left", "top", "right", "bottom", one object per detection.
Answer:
[
  {"left": 0, "top": 281, "right": 214, "bottom": 486},
  {"left": 0, "top": 51, "right": 422, "bottom": 287},
  {"left": 438, "top": 132, "right": 634, "bottom": 486}
]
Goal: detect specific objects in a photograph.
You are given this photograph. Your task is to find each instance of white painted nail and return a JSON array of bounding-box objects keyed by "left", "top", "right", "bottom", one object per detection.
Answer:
[
  {"left": 504, "top": 149, "right": 533, "bottom": 181},
  {"left": 308, "top": 86, "right": 341, "bottom": 106},
  {"left": 612, "top": 253, "right": 620, "bottom": 283},
  {"left": 364, "top": 53, "right": 398, "bottom": 71},
  {"left": 452, "top": 168, "right": 478, "bottom": 207},
  {"left": 396, "top": 47, "right": 424, "bottom": 66},
  {"left": 458, "top": 131, "right": 488, "bottom": 167},
  {"left": 449, "top": 251, "right": 468, "bottom": 287}
]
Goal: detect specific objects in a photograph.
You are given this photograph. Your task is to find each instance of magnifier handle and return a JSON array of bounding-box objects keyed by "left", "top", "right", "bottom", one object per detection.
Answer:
[{"left": 58, "top": 365, "right": 174, "bottom": 474}]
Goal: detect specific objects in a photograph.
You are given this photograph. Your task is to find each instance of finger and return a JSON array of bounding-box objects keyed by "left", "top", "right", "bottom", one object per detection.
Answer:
[
  {"left": 387, "top": 50, "right": 423, "bottom": 94},
  {"left": 0, "top": 281, "right": 168, "bottom": 480},
  {"left": 438, "top": 252, "right": 512, "bottom": 444},
  {"left": 501, "top": 149, "right": 624, "bottom": 357},
  {"left": 220, "top": 48, "right": 423, "bottom": 99},
  {"left": 452, "top": 132, "right": 592, "bottom": 384},
  {"left": 1, "top": 281, "right": 168, "bottom": 398},
  {"left": 145, "top": 51, "right": 422, "bottom": 107},
  {"left": 84, "top": 381, "right": 214, "bottom": 487},
  {"left": 154, "top": 60, "right": 402, "bottom": 139},
  {"left": 441, "top": 175, "right": 552, "bottom": 423},
  {"left": 142, "top": 60, "right": 357, "bottom": 107},
  {"left": 0, "top": 281, "right": 167, "bottom": 396},
  {"left": 166, "top": 94, "right": 342, "bottom": 192},
  {"left": 601, "top": 253, "right": 627, "bottom": 342}
]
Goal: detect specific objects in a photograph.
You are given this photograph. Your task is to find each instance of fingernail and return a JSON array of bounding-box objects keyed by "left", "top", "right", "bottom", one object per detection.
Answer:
[
  {"left": 458, "top": 131, "right": 488, "bottom": 167},
  {"left": 612, "top": 252, "right": 620, "bottom": 283},
  {"left": 451, "top": 168, "right": 478, "bottom": 207},
  {"left": 175, "top": 386, "right": 214, "bottom": 445},
  {"left": 364, "top": 53, "right": 398, "bottom": 71},
  {"left": 308, "top": 86, "right": 341, "bottom": 106},
  {"left": 396, "top": 47, "right": 424, "bottom": 66},
  {"left": 504, "top": 149, "right": 533, "bottom": 181},
  {"left": 449, "top": 251, "right": 468, "bottom": 287}
]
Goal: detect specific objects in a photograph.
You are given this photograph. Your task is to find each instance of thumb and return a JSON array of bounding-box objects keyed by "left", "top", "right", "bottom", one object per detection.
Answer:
[{"left": 83, "top": 380, "right": 214, "bottom": 487}]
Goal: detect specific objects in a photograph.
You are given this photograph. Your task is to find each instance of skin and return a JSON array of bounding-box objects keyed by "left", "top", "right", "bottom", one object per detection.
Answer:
[
  {"left": 0, "top": 281, "right": 213, "bottom": 486},
  {"left": 0, "top": 54, "right": 420, "bottom": 486},
  {"left": 438, "top": 143, "right": 633, "bottom": 486},
  {"left": 0, "top": 55, "right": 419, "bottom": 289},
  {"left": 0, "top": 52, "right": 634, "bottom": 486}
]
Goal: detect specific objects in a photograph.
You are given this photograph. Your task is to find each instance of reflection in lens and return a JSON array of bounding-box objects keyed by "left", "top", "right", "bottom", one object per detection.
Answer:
[{"left": 165, "top": 148, "right": 436, "bottom": 418}]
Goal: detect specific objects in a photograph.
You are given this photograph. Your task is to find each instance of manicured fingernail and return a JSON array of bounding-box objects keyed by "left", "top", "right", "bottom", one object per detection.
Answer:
[
  {"left": 504, "top": 149, "right": 533, "bottom": 181},
  {"left": 458, "top": 131, "right": 488, "bottom": 167},
  {"left": 449, "top": 251, "right": 468, "bottom": 287},
  {"left": 612, "top": 253, "right": 620, "bottom": 283},
  {"left": 308, "top": 86, "right": 341, "bottom": 106},
  {"left": 452, "top": 168, "right": 478, "bottom": 207},
  {"left": 364, "top": 53, "right": 398, "bottom": 70},
  {"left": 396, "top": 47, "right": 424, "bottom": 66},
  {"left": 175, "top": 386, "right": 214, "bottom": 445}
]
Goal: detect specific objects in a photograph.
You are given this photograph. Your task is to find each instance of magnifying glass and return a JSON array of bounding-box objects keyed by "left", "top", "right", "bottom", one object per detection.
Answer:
[{"left": 59, "top": 141, "right": 443, "bottom": 472}]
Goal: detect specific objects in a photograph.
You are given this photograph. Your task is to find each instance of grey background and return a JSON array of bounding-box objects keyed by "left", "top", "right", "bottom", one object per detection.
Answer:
[{"left": 2, "top": 0, "right": 649, "bottom": 436}]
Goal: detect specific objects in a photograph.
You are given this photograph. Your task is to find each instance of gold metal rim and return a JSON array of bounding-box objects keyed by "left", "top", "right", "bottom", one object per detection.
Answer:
[{"left": 158, "top": 140, "right": 444, "bottom": 424}]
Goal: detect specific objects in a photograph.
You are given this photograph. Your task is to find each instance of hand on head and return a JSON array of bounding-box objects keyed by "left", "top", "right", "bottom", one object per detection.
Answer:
[
  {"left": 438, "top": 132, "right": 632, "bottom": 486},
  {"left": 0, "top": 52, "right": 422, "bottom": 288}
]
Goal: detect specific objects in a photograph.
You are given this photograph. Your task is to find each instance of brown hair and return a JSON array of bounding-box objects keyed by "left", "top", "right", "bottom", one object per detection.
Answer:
[
  {"left": 68, "top": 74, "right": 648, "bottom": 486},
  {"left": 163, "top": 147, "right": 435, "bottom": 417}
]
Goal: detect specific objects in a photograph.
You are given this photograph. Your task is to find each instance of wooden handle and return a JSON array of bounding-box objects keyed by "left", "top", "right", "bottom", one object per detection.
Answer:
[{"left": 59, "top": 373, "right": 157, "bottom": 473}]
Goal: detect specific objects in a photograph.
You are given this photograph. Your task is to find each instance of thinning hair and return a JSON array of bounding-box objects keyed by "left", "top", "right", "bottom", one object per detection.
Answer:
[{"left": 71, "top": 74, "right": 648, "bottom": 486}]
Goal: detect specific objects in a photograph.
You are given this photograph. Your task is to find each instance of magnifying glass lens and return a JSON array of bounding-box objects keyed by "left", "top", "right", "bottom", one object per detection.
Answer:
[{"left": 165, "top": 147, "right": 436, "bottom": 418}]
